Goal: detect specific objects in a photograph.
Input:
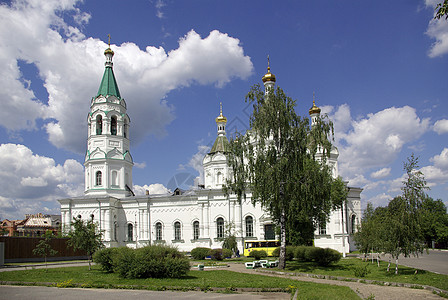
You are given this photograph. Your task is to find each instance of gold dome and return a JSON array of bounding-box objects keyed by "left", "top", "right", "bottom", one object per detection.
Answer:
[
  {"left": 262, "top": 66, "right": 276, "bottom": 83},
  {"left": 104, "top": 47, "right": 114, "bottom": 56},
  {"left": 309, "top": 100, "right": 321, "bottom": 115},
  {"left": 215, "top": 102, "right": 227, "bottom": 123}
]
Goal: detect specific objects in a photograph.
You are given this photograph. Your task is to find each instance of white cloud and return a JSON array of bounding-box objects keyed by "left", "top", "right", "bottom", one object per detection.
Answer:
[
  {"left": 370, "top": 168, "right": 391, "bottom": 179},
  {"left": 133, "top": 183, "right": 170, "bottom": 195},
  {"left": 433, "top": 119, "right": 448, "bottom": 134},
  {"left": 430, "top": 147, "right": 448, "bottom": 168},
  {"left": 364, "top": 193, "right": 393, "bottom": 208},
  {"left": 0, "top": 144, "right": 84, "bottom": 219},
  {"left": 425, "top": 0, "right": 448, "bottom": 57},
  {"left": 331, "top": 105, "right": 429, "bottom": 177},
  {"left": 179, "top": 144, "right": 211, "bottom": 184},
  {"left": 134, "top": 162, "right": 147, "bottom": 169},
  {"left": 0, "top": 0, "right": 253, "bottom": 153}
]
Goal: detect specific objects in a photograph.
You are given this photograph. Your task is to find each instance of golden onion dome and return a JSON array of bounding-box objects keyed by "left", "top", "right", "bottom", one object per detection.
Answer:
[
  {"left": 104, "top": 47, "right": 114, "bottom": 56},
  {"left": 309, "top": 100, "right": 321, "bottom": 115},
  {"left": 215, "top": 102, "right": 227, "bottom": 123},
  {"left": 262, "top": 66, "right": 276, "bottom": 83}
]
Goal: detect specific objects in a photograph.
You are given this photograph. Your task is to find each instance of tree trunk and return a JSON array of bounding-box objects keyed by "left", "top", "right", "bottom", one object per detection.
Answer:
[
  {"left": 395, "top": 258, "right": 398, "bottom": 275},
  {"left": 387, "top": 258, "right": 390, "bottom": 272},
  {"left": 88, "top": 254, "right": 92, "bottom": 271},
  {"left": 341, "top": 204, "right": 346, "bottom": 258},
  {"left": 377, "top": 253, "right": 380, "bottom": 268},
  {"left": 278, "top": 209, "right": 287, "bottom": 269}
]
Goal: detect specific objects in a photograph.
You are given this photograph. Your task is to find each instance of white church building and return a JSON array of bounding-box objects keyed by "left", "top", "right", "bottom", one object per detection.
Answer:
[{"left": 59, "top": 46, "right": 362, "bottom": 254}]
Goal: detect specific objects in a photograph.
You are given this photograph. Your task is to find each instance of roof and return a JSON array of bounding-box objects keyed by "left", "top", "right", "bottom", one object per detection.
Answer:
[
  {"left": 97, "top": 66, "right": 121, "bottom": 99},
  {"left": 209, "top": 135, "right": 230, "bottom": 154}
]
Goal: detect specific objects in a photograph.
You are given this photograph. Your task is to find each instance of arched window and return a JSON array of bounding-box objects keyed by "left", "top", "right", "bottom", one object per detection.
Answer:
[
  {"left": 216, "top": 217, "right": 224, "bottom": 238},
  {"left": 174, "top": 221, "right": 181, "bottom": 240},
  {"left": 96, "top": 115, "right": 102, "bottom": 135},
  {"left": 156, "top": 222, "right": 162, "bottom": 240},
  {"left": 124, "top": 120, "right": 128, "bottom": 138},
  {"left": 111, "top": 116, "right": 117, "bottom": 135},
  {"left": 245, "top": 216, "right": 253, "bottom": 237},
  {"left": 351, "top": 215, "right": 356, "bottom": 234},
  {"left": 193, "top": 221, "right": 199, "bottom": 240},
  {"left": 112, "top": 170, "right": 118, "bottom": 187},
  {"left": 216, "top": 172, "right": 222, "bottom": 185},
  {"left": 95, "top": 171, "right": 102, "bottom": 186},
  {"left": 127, "top": 223, "right": 133, "bottom": 242}
]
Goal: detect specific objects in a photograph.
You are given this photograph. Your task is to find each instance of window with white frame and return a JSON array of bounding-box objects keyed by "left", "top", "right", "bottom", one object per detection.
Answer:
[{"left": 174, "top": 221, "right": 181, "bottom": 240}]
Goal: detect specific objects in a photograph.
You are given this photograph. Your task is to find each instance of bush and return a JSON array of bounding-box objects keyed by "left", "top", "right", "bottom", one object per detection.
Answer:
[
  {"left": 191, "top": 247, "right": 211, "bottom": 260},
  {"left": 114, "top": 245, "right": 189, "bottom": 278},
  {"left": 271, "top": 246, "right": 294, "bottom": 260},
  {"left": 304, "top": 246, "right": 320, "bottom": 262},
  {"left": 248, "top": 250, "right": 267, "bottom": 260},
  {"left": 210, "top": 248, "right": 224, "bottom": 261},
  {"left": 93, "top": 247, "right": 119, "bottom": 272},
  {"left": 222, "top": 248, "right": 233, "bottom": 258},
  {"left": 353, "top": 264, "right": 370, "bottom": 278},
  {"left": 315, "top": 248, "right": 341, "bottom": 266},
  {"left": 294, "top": 246, "right": 308, "bottom": 261}
]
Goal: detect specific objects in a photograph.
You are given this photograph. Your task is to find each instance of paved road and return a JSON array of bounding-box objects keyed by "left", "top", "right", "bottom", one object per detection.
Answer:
[
  {"left": 380, "top": 249, "right": 448, "bottom": 275},
  {"left": 0, "top": 285, "right": 289, "bottom": 300}
]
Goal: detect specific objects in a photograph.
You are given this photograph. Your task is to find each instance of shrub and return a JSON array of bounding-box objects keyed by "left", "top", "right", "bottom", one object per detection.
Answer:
[
  {"left": 93, "top": 247, "right": 119, "bottom": 273},
  {"left": 114, "top": 245, "right": 189, "bottom": 278},
  {"left": 294, "top": 246, "right": 308, "bottom": 261},
  {"left": 285, "top": 246, "right": 295, "bottom": 261},
  {"left": 191, "top": 247, "right": 211, "bottom": 260},
  {"left": 353, "top": 264, "right": 370, "bottom": 278},
  {"left": 210, "top": 248, "right": 224, "bottom": 261},
  {"left": 303, "top": 247, "right": 342, "bottom": 266},
  {"left": 248, "top": 250, "right": 267, "bottom": 260},
  {"left": 222, "top": 248, "right": 233, "bottom": 258},
  {"left": 271, "top": 246, "right": 294, "bottom": 260},
  {"left": 304, "top": 246, "right": 320, "bottom": 262}
]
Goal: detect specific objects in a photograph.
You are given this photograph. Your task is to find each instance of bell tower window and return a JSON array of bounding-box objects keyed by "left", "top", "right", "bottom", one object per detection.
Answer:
[
  {"left": 96, "top": 115, "right": 103, "bottom": 135},
  {"left": 95, "top": 171, "right": 102, "bottom": 186},
  {"left": 111, "top": 116, "right": 117, "bottom": 135}
]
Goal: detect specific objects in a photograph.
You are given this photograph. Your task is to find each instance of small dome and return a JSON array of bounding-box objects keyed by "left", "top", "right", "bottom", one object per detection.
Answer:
[
  {"left": 215, "top": 103, "right": 227, "bottom": 123},
  {"left": 309, "top": 100, "right": 321, "bottom": 115},
  {"left": 262, "top": 66, "right": 276, "bottom": 83},
  {"left": 104, "top": 47, "right": 114, "bottom": 56}
]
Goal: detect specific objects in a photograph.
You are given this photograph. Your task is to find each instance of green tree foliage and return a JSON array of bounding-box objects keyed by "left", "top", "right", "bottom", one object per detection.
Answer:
[
  {"left": 190, "top": 247, "right": 211, "bottom": 260},
  {"left": 435, "top": 0, "right": 448, "bottom": 20},
  {"left": 32, "top": 230, "right": 58, "bottom": 270},
  {"left": 66, "top": 217, "right": 103, "bottom": 270},
  {"left": 420, "top": 196, "right": 448, "bottom": 247},
  {"left": 354, "top": 155, "right": 431, "bottom": 274},
  {"left": 225, "top": 84, "right": 341, "bottom": 269}
]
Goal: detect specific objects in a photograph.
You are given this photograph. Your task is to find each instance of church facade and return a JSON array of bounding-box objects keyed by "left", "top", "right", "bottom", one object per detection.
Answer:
[{"left": 59, "top": 47, "right": 362, "bottom": 254}]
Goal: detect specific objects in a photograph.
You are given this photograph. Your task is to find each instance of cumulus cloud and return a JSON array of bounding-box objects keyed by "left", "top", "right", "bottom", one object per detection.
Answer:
[
  {"left": 133, "top": 183, "right": 170, "bottom": 195},
  {"left": 425, "top": 0, "right": 448, "bottom": 57},
  {"left": 0, "top": 144, "right": 84, "bottom": 219},
  {"left": 370, "top": 168, "right": 391, "bottom": 179},
  {"left": 433, "top": 119, "right": 448, "bottom": 134},
  {"left": 0, "top": 0, "right": 253, "bottom": 153},
  {"left": 330, "top": 105, "right": 429, "bottom": 178},
  {"left": 179, "top": 144, "right": 211, "bottom": 183}
]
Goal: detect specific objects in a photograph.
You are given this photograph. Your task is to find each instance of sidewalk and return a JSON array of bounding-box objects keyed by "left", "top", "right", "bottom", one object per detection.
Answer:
[{"left": 225, "top": 263, "right": 443, "bottom": 300}]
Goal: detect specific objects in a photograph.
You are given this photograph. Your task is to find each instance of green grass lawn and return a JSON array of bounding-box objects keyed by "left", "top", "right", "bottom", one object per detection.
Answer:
[
  {"left": 283, "top": 257, "right": 448, "bottom": 291},
  {"left": 0, "top": 265, "right": 360, "bottom": 299}
]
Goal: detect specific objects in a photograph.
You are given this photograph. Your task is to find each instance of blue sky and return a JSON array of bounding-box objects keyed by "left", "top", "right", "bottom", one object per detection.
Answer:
[{"left": 0, "top": 0, "right": 447, "bottom": 220}]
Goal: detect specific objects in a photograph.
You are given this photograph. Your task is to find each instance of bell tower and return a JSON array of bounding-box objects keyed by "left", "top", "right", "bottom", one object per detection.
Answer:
[{"left": 84, "top": 43, "right": 133, "bottom": 197}]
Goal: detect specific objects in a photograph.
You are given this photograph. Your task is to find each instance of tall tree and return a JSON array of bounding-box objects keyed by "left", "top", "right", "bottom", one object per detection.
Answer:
[
  {"left": 225, "top": 84, "right": 339, "bottom": 269},
  {"left": 66, "top": 218, "right": 103, "bottom": 270},
  {"left": 33, "top": 230, "right": 58, "bottom": 270},
  {"left": 420, "top": 196, "right": 448, "bottom": 248},
  {"left": 384, "top": 155, "right": 428, "bottom": 274}
]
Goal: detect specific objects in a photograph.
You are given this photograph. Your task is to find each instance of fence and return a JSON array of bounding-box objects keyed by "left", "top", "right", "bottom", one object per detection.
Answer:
[{"left": 0, "top": 236, "right": 87, "bottom": 263}]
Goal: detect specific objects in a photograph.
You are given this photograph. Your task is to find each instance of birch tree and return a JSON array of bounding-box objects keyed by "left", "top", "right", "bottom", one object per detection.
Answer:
[{"left": 225, "top": 84, "right": 339, "bottom": 269}]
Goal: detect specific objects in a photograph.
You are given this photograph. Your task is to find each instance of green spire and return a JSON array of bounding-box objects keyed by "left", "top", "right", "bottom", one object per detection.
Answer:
[
  {"left": 97, "top": 66, "right": 121, "bottom": 98},
  {"left": 97, "top": 41, "right": 121, "bottom": 99}
]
